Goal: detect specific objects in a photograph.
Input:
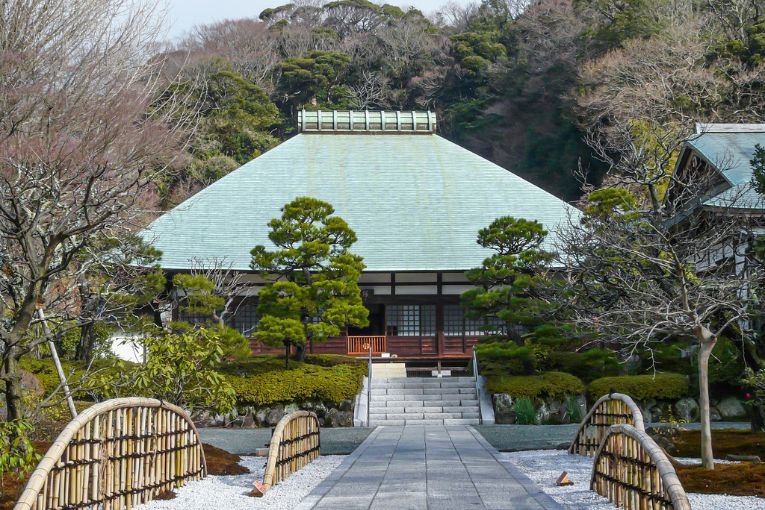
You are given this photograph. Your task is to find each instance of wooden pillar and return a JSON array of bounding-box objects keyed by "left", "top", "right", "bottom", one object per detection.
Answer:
[{"left": 436, "top": 303, "right": 444, "bottom": 356}]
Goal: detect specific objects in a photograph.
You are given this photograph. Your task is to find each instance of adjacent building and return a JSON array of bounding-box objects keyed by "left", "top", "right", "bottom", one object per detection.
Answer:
[{"left": 142, "top": 110, "right": 579, "bottom": 363}]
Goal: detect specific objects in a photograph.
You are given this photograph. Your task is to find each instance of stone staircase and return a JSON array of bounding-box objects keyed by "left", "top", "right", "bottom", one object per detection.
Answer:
[{"left": 368, "top": 376, "right": 481, "bottom": 426}]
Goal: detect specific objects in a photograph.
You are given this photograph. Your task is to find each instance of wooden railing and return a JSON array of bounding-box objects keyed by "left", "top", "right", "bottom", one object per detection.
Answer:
[
  {"left": 15, "top": 398, "right": 206, "bottom": 510},
  {"left": 346, "top": 335, "right": 386, "bottom": 354},
  {"left": 255, "top": 411, "right": 320, "bottom": 496},
  {"left": 591, "top": 424, "right": 691, "bottom": 510},
  {"left": 569, "top": 393, "right": 645, "bottom": 456}
]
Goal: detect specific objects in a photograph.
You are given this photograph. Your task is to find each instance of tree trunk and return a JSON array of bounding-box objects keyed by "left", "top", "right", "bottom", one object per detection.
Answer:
[
  {"left": 695, "top": 325, "right": 716, "bottom": 470},
  {"left": 295, "top": 342, "right": 306, "bottom": 363},
  {"left": 2, "top": 346, "right": 22, "bottom": 422},
  {"left": 752, "top": 403, "right": 765, "bottom": 433},
  {"left": 76, "top": 323, "right": 95, "bottom": 362},
  {"left": 284, "top": 341, "right": 290, "bottom": 369}
]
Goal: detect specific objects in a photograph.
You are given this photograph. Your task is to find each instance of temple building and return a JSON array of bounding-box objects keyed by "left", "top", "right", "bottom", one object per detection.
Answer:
[
  {"left": 671, "top": 123, "right": 765, "bottom": 216},
  {"left": 142, "top": 111, "right": 579, "bottom": 365}
]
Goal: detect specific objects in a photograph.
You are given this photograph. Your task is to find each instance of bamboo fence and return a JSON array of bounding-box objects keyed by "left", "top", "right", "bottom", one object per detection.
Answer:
[
  {"left": 569, "top": 393, "right": 645, "bottom": 456},
  {"left": 590, "top": 424, "right": 691, "bottom": 510},
  {"left": 259, "top": 411, "right": 320, "bottom": 494},
  {"left": 14, "top": 398, "right": 207, "bottom": 510}
]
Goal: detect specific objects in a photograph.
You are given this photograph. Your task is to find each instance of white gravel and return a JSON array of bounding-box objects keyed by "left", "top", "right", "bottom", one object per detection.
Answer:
[
  {"left": 502, "top": 449, "right": 765, "bottom": 510},
  {"left": 136, "top": 455, "right": 344, "bottom": 510}
]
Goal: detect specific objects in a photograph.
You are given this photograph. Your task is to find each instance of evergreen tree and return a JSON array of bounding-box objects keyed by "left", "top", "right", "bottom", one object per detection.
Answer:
[
  {"left": 461, "top": 216, "right": 555, "bottom": 343},
  {"left": 251, "top": 197, "right": 369, "bottom": 365}
]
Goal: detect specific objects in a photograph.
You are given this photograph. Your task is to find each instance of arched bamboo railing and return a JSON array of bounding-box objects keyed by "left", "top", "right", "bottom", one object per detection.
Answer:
[
  {"left": 569, "top": 393, "right": 645, "bottom": 456},
  {"left": 256, "top": 411, "right": 320, "bottom": 496},
  {"left": 15, "top": 398, "right": 206, "bottom": 510},
  {"left": 591, "top": 424, "right": 691, "bottom": 510}
]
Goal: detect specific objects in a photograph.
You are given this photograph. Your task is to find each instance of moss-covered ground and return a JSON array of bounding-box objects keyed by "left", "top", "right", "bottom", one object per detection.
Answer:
[{"left": 662, "top": 429, "right": 765, "bottom": 497}]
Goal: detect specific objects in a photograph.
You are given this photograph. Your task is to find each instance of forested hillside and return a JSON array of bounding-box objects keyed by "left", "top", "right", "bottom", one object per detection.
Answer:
[{"left": 156, "top": 0, "right": 765, "bottom": 207}]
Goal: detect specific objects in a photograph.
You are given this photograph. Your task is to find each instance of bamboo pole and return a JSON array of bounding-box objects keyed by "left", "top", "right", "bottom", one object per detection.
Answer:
[{"left": 36, "top": 307, "right": 77, "bottom": 419}]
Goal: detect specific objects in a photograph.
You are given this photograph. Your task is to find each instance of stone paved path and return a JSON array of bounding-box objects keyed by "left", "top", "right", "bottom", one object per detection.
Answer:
[{"left": 295, "top": 425, "right": 563, "bottom": 510}]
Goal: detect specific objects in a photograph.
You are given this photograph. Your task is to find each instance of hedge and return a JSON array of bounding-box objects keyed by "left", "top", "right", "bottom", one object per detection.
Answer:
[
  {"left": 225, "top": 356, "right": 367, "bottom": 406},
  {"left": 588, "top": 373, "right": 689, "bottom": 401},
  {"left": 486, "top": 371, "right": 585, "bottom": 399}
]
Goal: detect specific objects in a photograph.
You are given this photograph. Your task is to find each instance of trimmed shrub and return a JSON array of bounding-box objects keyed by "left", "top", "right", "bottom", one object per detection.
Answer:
[
  {"left": 588, "top": 373, "right": 689, "bottom": 401},
  {"left": 486, "top": 371, "right": 585, "bottom": 399},
  {"left": 225, "top": 355, "right": 366, "bottom": 406}
]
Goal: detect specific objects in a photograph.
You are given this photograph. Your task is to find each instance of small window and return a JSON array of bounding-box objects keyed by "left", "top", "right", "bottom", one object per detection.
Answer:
[
  {"left": 444, "top": 304, "right": 505, "bottom": 336},
  {"left": 386, "top": 305, "right": 436, "bottom": 336},
  {"left": 444, "top": 304, "right": 465, "bottom": 336}
]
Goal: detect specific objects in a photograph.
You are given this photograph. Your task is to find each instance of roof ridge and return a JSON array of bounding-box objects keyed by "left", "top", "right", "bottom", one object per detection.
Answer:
[
  {"left": 695, "top": 122, "right": 765, "bottom": 134},
  {"left": 298, "top": 110, "right": 436, "bottom": 134}
]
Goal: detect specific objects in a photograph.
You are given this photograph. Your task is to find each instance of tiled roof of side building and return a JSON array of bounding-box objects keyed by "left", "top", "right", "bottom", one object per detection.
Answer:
[
  {"left": 686, "top": 124, "right": 765, "bottom": 211},
  {"left": 141, "top": 113, "right": 581, "bottom": 272}
]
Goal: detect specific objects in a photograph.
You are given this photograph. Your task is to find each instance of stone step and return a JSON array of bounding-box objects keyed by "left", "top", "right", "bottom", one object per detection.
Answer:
[
  {"left": 369, "top": 405, "right": 480, "bottom": 413},
  {"left": 370, "top": 412, "right": 469, "bottom": 421},
  {"left": 444, "top": 418, "right": 480, "bottom": 425},
  {"left": 370, "top": 363, "right": 407, "bottom": 379},
  {"left": 372, "top": 380, "right": 476, "bottom": 389},
  {"left": 370, "top": 391, "right": 477, "bottom": 401},
  {"left": 370, "top": 387, "right": 476, "bottom": 396},
  {"left": 374, "top": 376, "right": 476, "bottom": 384},
  {"left": 369, "top": 419, "right": 406, "bottom": 426},
  {"left": 370, "top": 395, "right": 478, "bottom": 405},
  {"left": 368, "top": 417, "right": 481, "bottom": 426},
  {"left": 370, "top": 411, "right": 481, "bottom": 421},
  {"left": 371, "top": 384, "right": 475, "bottom": 392}
]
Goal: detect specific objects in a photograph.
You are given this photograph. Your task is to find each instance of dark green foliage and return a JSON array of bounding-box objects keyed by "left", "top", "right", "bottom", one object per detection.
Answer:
[
  {"left": 222, "top": 355, "right": 366, "bottom": 406},
  {"left": 462, "top": 216, "right": 563, "bottom": 346},
  {"left": 154, "top": 62, "right": 281, "bottom": 207},
  {"left": 279, "top": 51, "right": 351, "bottom": 108},
  {"left": 751, "top": 143, "right": 765, "bottom": 196},
  {"left": 475, "top": 342, "right": 541, "bottom": 376},
  {"left": 199, "top": 64, "right": 281, "bottom": 163},
  {"left": 486, "top": 371, "right": 585, "bottom": 399},
  {"left": 251, "top": 197, "right": 369, "bottom": 362},
  {"left": 588, "top": 373, "right": 689, "bottom": 401},
  {"left": 547, "top": 349, "right": 622, "bottom": 383},
  {"left": 512, "top": 398, "right": 537, "bottom": 425}
]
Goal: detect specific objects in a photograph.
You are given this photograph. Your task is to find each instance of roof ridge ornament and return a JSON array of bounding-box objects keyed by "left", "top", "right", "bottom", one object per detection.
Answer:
[{"left": 298, "top": 109, "right": 437, "bottom": 134}]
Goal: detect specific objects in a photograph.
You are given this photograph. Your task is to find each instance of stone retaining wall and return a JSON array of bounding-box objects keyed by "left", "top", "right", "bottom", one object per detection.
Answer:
[
  {"left": 196, "top": 399, "right": 355, "bottom": 428},
  {"left": 491, "top": 392, "right": 748, "bottom": 425}
]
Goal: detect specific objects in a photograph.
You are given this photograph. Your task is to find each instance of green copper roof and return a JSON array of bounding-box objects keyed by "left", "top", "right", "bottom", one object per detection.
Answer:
[
  {"left": 688, "top": 129, "right": 765, "bottom": 185},
  {"left": 686, "top": 127, "right": 765, "bottom": 210},
  {"left": 142, "top": 133, "right": 580, "bottom": 271}
]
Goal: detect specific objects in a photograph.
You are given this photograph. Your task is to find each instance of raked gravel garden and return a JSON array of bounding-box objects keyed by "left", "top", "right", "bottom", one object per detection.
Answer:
[{"left": 135, "top": 445, "right": 765, "bottom": 510}]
